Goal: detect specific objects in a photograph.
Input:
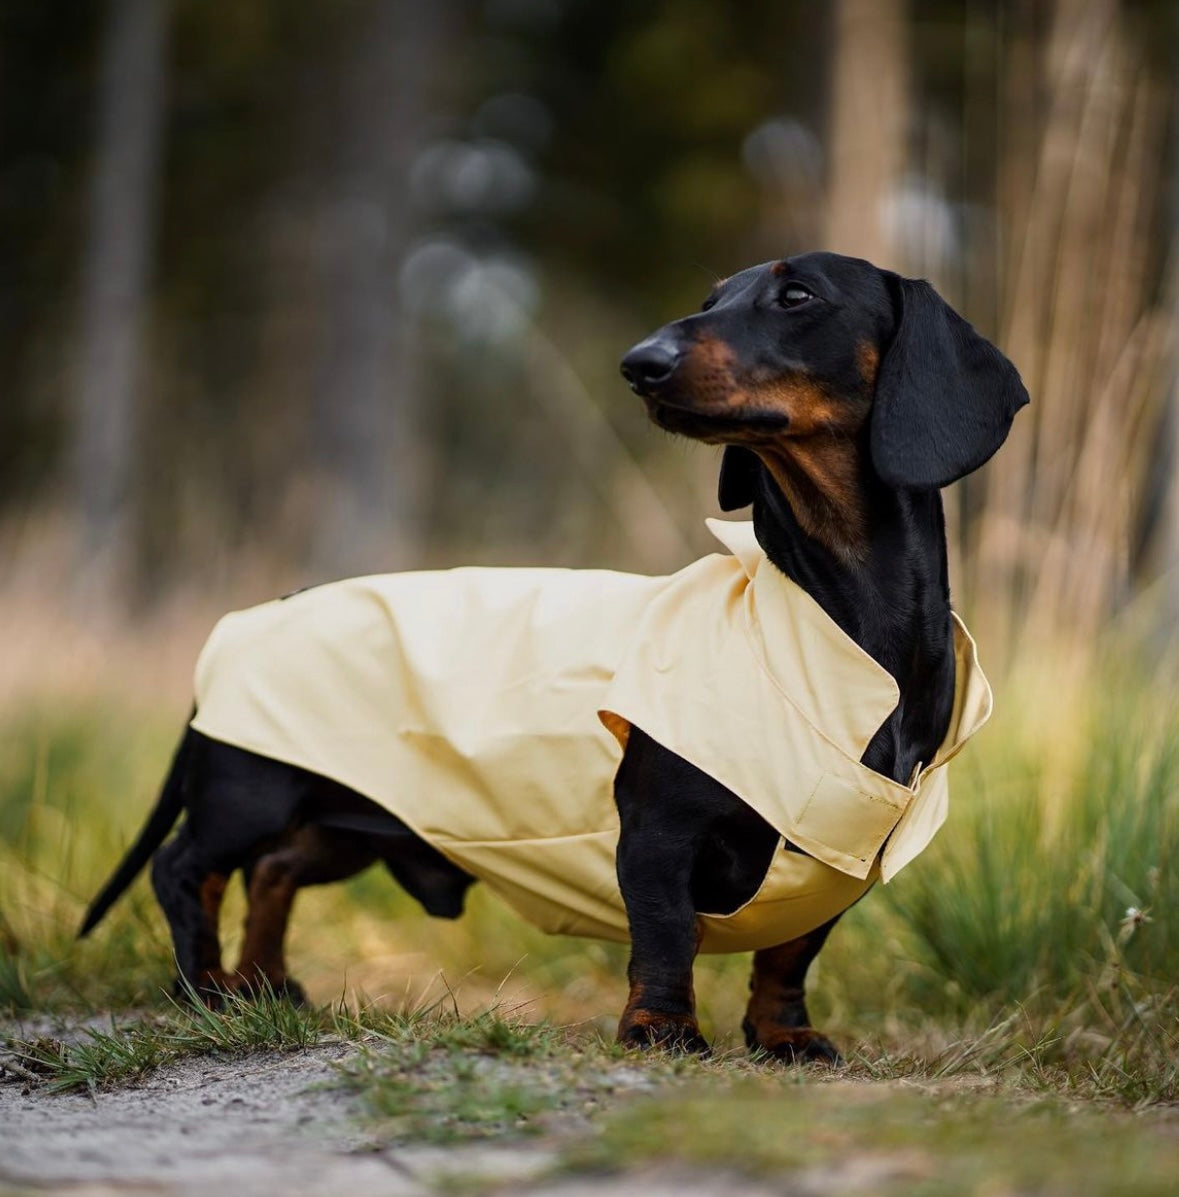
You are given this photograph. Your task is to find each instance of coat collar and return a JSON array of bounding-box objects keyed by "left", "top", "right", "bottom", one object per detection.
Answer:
[{"left": 705, "top": 519, "right": 992, "bottom": 780}]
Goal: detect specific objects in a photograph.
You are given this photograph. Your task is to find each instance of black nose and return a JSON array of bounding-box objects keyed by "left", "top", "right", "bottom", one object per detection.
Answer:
[{"left": 620, "top": 337, "right": 680, "bottom": 394}]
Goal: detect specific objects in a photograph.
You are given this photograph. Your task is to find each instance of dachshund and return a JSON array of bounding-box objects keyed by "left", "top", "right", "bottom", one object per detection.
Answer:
[{"left": 80, "top": 252, "right": 1028, "bottom": 1062}]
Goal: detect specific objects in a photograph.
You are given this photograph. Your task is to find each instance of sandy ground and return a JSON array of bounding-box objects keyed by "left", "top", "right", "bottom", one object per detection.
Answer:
[
  {"left": 0, "top": 1042, "right": 793, "bottom": 1197},
  {"left": 5, "top": 1021, "right": 1176, "bottom": 1197}
]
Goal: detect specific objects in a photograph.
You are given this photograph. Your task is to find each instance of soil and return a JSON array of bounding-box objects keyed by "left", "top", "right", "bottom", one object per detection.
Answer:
[
  {"left": 0, "top": 1039, "right": 778, "bottom": 1197},
  {"left": 4, "top": 1020, "right": 1177, "bottom": 1197}
]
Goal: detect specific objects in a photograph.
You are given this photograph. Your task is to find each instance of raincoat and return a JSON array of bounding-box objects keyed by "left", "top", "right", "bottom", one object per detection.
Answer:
[{"left": 191, "top": 520, "right": 991, "bottom": 952}]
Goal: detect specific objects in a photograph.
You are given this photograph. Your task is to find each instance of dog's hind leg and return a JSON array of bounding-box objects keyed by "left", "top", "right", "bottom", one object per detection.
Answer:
[
  {"left": 234, "top": 825, "right": 379, "bottom": 1004},
  {"left": 742, "top": 916, "right": 842, "bottom": 1065},
  {"left": 143, "top": 736, "right": 321, "bottom": 1004},
  {"left": 150, "top": 827, "right": 232, "bottom": 1002}
]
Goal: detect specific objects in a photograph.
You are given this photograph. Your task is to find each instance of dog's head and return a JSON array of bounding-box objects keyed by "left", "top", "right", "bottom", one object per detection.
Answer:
[{"left": 621, "top": 252, "right": 1029, "bottom": 520}]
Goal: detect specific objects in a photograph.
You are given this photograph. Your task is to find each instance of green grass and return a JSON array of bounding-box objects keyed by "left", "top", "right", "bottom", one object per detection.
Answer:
[
  {"left": 0, "top": 702, "right": 178, "bottom": 1012},
  {"left": 875, "top": 676, "right": 1178, "bottom": 1010},
  {"left": 7, "top": 1023, "right": 170, "bottom": 1095},
  {"left": 568, "top": 1081, "right": 1179, "bottom": 1197},
  {"left": 2, "top": 986, "right": 565, "bottom": 1098},
  {"left": 6, "top": 998, "right": 1175, "bottom": 1194},
  {"left": 3, "top": 984, "right": 332, "bottom": 1094},
  {"left": 332, "top": 1008, "right": 572, "bottom": 1143}
]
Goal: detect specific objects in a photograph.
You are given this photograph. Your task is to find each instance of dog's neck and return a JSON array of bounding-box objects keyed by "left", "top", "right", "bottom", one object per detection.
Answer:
[{"left": 750, "top": 462, "right": 956, "bottom": 786}]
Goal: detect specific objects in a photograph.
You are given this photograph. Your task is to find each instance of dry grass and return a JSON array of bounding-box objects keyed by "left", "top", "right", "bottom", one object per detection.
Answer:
[{"left": 961, "top": 0, "right": 1174, "bottom": 663}]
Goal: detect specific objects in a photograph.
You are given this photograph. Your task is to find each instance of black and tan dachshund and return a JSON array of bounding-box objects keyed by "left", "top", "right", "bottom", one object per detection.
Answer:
[{"left": 81, "top": 252, "right": 1027, "bottom": 1061}]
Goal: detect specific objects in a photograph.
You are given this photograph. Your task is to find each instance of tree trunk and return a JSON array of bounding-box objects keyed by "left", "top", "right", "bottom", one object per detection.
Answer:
[
  {"left": 1163, "top": 48, "right": 1179, "bottom": 635},
  {"left": 309, "top": 1, "right": 448, "bottom": 576},
  {"left": 824, "top": 0, "right": 910, "bottom": 269},
  {"left": 69, "top": 0, "right": 169, "bottom": 593}
]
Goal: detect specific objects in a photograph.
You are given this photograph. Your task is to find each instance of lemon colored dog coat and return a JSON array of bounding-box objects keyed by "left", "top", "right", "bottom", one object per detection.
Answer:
[{"left": 191, "top": 520, "right": 992, "bottom": 953}]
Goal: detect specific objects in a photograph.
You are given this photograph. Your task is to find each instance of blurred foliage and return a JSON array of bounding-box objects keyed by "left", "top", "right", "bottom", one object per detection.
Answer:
[
  {"left": 1, "top": 0, "right": 817, "bottom": 539},
  {"left": 4, "top": 0, "right": 1173, "bottom": 592}
]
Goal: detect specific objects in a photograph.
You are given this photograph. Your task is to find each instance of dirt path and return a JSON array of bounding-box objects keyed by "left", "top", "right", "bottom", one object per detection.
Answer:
[
  {"left": 0, "top": 1043, "right": 785, "bottom": 1197},
  {"left": 4, "top": 1027, "right": 1177, "bottom": 1196},
  {"left": 3, "top": 1046, "right": 384, "bottom": 1193},
  {"left": 3, "top": 1045, "right": 546, "bottom": 1196}
]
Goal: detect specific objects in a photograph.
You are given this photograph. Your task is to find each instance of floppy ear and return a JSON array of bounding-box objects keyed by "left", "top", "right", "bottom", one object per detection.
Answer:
[
  {"left": 718, "top": 445, "right": 761, "bottom": 511},
  {"left": 871, "top": 277, "right": 1029, "bottom": 490}
]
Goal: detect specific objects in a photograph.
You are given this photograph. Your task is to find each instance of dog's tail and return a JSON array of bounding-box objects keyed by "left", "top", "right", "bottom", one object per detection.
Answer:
[{"left": 78, "top": 720, "right": 194, "bottom": 938}]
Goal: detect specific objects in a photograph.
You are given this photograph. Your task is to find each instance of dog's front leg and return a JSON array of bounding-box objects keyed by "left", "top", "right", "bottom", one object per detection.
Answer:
[
  {"left": 613, "top": 733, "right": 709, "bottom": 1054},
  {"left": 615, "top": 824, "right": 707, "bottom": 1053},
  {"left": 742, "top": 917, "right": 842, "bottom": 1064}
]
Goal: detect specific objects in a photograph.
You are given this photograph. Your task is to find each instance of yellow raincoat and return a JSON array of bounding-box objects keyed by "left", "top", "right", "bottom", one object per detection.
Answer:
[{"left": 191, "top": 520, "right": 992, "bottom": 953}]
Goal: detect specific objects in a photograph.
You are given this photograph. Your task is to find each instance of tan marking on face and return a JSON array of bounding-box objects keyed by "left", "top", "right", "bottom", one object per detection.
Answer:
[
  {"left": 744, "top": 376, "right": 864, "bottom": 432},
  {"left": 770, "top": 260, "right": 789, "bottom": 276},
  {"left": 675, "top": 335, "right": 740, "bottom": 407},
  {"left": 720, "top": 371, "right": 872, "bottom": 558},
  {"left": 675, "top": 334, "right": 872, "bottom": 555},
  {"left": 857, "top": 341, "right": 880, "bottom": 388},
  {"left": 685, "top": 334, "right": 737, "bottom": 380},
  {"left": 680, "top": 343, "right": 858, "bottom": 427}
]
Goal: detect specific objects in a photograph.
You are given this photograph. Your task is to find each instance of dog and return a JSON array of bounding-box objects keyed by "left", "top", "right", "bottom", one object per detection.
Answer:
[{"left": 80, "top": 252, "right": 1027, "bottom": 1062}]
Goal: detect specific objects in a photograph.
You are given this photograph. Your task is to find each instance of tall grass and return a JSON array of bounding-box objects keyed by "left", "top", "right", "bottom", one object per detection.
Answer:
[
  {"left": 877, "top": 666, "right": 1177, "bottom": 1010},
  {"left": 963, "top": 0, "right": 1174, "bottom": 662},
  {"left": 0, "top": 704, "right": 178, "bottom": 1011}
]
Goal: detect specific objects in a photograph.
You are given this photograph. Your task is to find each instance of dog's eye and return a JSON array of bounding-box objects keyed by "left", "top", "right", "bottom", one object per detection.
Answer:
[
  {"left": 779, "top": 285, "right": 813, "bottom": 309},
  {"left": 701, "top": 295, "right": 718, "bottom": 312}
]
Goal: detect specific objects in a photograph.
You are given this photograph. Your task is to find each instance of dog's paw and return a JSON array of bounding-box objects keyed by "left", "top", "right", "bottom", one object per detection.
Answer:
[
  {"left": 743, "top": 1020, "right": 843, "bottom": 1067},
  {"left": 617, "top": 1011, "right": 711, "bottom": 1056}
]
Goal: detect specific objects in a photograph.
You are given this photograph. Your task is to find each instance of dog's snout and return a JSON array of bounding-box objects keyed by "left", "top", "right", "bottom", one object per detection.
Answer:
[{"left": 621, "top": 337, "right": 681, "bottom": 394}]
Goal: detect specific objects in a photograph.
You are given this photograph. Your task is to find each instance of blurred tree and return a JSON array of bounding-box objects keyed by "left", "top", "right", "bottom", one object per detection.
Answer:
[
  {"left": 68, "top": 0, "right": 169, "bottom": 593},
  {"left": 825, "top": 0, "right": 910, "bottom": 269},
  {"left": 0, "top": 3, "right": 97, "bottom": 507},
  {"left": 1164, "top": 4, "right": 1179, "bottom": 633},
  {"left": 308, "top": 1, "right": 453, "bottom": 576},
  {"left": 0, "top": 0, "right": 1176, "bottom": 644},
  {"left": 470, "top": 0, "right": 822, "bottom": 317}
]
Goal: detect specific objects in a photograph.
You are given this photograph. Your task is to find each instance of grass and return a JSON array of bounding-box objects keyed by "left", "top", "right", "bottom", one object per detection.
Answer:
[
  {"left": 7, "top": 1024, "right": 170, "bottom": 1095},
  {"left": 879, "top": 674, "right": 1178, "bottom": 1009},
  {"left": 2, "top": 984, "right": 568, "bottom": 1099},
  {"left": 569, "top": 1081, "right": 1179, "bottom": 1197},
  {"left": 333, "top": 1011, "right": 573, "bottom": 1143},
  {"left": 0, "top": 702, "right": 179, "bottom": 1012},
  {"left": 7, "top": 999, "right": 1176, "bottom": 1194},
  {"left": 3, "top": 984, "right": 330, "bottom": 1094}
]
